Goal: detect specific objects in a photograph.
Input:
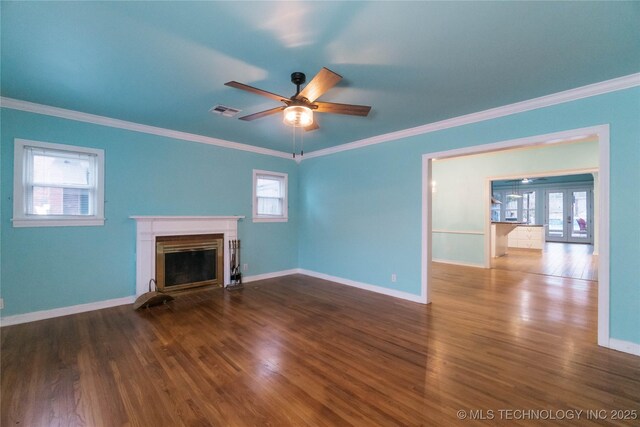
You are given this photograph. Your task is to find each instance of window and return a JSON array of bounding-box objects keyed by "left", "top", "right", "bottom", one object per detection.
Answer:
[
  {"left": 252, "top": 170, "right": 288, "bottom": 222},
  {"left": 492, "top": 189, "right": 537, "bottom": 225},
  {"left": 13, "top": 139, "right": 105, "bottom": 227},
  {"left": 490, "top": 192, "right": 502, "bottom": 221},
  {"left": 522, "top": 191, "right": 536, "bottom": 225},
  {"left": 504, "top": 195, "right": 519, "bottom": 221}
]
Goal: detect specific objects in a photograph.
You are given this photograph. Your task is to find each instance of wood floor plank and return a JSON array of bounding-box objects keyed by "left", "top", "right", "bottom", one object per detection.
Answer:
[
  {"left": 492, "top": 242, "right": 598, "bottom": 281},
  {"left": 2, "top": 267, "right": 639, "bottom": 426}
]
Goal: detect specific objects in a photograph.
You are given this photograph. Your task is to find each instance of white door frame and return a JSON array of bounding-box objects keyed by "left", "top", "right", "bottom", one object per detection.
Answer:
[{"left": 421, "top": 124, "right": 610, "bottom": 348}]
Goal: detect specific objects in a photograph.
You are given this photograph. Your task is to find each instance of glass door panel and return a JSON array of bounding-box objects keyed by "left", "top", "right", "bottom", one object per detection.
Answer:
[
  {"left": 546, "top": 191, "right": 565, "bottom": 241},
  {"left": 545, "top": 188, "right": 593, "bottom": 243},
  {"left": 522, "top": 191, "right": 536, "bottom": 225},
  {"left": 569, "top": 190, "right": 591, "bottom": 243}
]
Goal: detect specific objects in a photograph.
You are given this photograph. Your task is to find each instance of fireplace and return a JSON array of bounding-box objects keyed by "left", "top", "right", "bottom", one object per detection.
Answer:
[
  {"left": 156, "top": 234, "right": 224, "bottom": 292},
  {"left": 130, "top": 216, "right": 243, "bottom": 296}
]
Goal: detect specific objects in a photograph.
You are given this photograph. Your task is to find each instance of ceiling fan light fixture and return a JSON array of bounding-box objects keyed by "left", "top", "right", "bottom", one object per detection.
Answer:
[{"left": 283, "top": 105, "right": 313, "bottom": 127}]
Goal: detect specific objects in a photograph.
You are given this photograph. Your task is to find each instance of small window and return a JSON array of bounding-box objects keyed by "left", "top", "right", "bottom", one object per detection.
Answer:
[
  {"left": 13, "top": 139, "right": 105, "bottom": 227},
  {"left": 492, "top": 188, "right": 538, "bottom": 224},
  {"left": 253, "top": 170, "right": 288, "bottom": 222}
]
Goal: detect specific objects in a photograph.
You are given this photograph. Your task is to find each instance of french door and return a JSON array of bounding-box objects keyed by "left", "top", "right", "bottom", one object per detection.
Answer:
[{"left": 545, "top": 188, "right": 593, "bottom": 243}]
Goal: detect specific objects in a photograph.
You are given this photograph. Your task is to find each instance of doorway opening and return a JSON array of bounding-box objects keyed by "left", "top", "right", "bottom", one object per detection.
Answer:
[
  {"left": 489, "top": 173, "right": 598, "bottom": 280},
  {"left": 421, "top": 124, "right": 610, "bottom": 348}
]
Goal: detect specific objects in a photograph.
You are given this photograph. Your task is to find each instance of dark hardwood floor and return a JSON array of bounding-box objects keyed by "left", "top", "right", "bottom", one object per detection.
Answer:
[{"left": 2, "top": 265, "right": 639, "bottom": 426}]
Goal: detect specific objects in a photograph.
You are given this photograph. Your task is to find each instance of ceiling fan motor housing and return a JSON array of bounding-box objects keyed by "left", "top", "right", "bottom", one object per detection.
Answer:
[
  {"left": 291, "top": 72, "right": 306, "bottom": 86},
  {"left": 291, "top": 72, "right": 306, "bottom": 96}
]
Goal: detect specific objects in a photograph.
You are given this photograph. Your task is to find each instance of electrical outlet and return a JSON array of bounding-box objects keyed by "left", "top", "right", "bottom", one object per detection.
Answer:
[
  {"left": 242, "top": 263, "right": 248, "bottom": 272},
  {"left": 0, "top": 298, "right": 4, "bottom": 309},
  {"left": 391, "top": 274, "right": 397, "bottom": 283}
]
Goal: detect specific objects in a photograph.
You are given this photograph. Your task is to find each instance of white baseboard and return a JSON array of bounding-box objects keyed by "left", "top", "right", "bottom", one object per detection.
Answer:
[
  {"left": 240, "top": 269, "right": 300, "bottom": 284},
  {"left": 298, "top": 269, "right": 426, "bottom": 304},
  {"left": 0, "top": 269, "right": 298, "bottom": 327},
  {"left": 0, "top": 296, "right": 136, "bottom": 327},
  {"left": 432, "top": 258, "right": 486, "bottom": 268},
  {"left": 607, "top": 338, "right": 640, "bottom": 356}
]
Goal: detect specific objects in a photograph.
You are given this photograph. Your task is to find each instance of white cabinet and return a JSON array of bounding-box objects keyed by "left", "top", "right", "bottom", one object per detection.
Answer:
[
  {"left": 508, "top": 225, "right": 544, "bottom": 249},
  {"left": 491, "top": 223, "right": 520, "bottom": 257}
]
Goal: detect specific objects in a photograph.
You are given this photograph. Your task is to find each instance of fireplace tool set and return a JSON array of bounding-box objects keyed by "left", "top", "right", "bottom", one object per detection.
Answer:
[{"left": 227, "top": 239, "right": 243, "bottom": 291}]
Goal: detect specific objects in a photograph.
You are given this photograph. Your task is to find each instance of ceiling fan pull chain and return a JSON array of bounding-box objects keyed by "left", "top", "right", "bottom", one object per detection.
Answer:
[
  {"left": 301, "top": 128, "right": 304, "bottom": 157},
  {"left": 292, "top": 126, "right": 296, "bottom": 158}
]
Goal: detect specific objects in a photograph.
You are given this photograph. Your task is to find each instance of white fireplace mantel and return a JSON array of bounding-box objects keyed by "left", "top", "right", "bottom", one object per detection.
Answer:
[{"left": 131, "top": 216, "right": 244, "bottom": 295}]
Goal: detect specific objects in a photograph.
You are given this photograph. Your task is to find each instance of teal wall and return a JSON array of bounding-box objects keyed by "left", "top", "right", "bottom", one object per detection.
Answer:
[
  {"left": 2, "top": 87, "right": 639, "bottom": 345},
  {"left": 299, "top": 146, "right": 423, "bottom": 294},
  {"left": 432, "top": 140, "right": 598, "bottom": 265},
  {"left": 0, "top": 109, "right": 298, "bottom": 316},
  {"left": 299, "top": 87, "right": 640, "bottom": 344}
]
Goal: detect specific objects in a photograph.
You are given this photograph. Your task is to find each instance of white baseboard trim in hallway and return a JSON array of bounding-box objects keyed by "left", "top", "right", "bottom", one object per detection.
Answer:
[
  {"left": 432, "top": 258, "right": 485, "bottom": 268},
  {"left": 608, "top": 338, "right": 640, "bottom": 356},
  {"left": 298, "top": 269, "right": 426, "bottom": 304}
]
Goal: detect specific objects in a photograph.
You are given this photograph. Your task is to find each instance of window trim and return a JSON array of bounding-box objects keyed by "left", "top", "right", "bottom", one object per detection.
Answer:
[
  {"left": 252, "top": 169, "right": 288, "bottom": 223},
  {"left": 12, "top": 138, "right": 105, "bottom": 227}
]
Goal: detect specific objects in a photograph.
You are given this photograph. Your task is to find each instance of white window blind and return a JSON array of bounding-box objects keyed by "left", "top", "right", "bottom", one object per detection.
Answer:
[
  {"left": 256, "top": 175, "right": 283, "bottom": 216},
  {"left": 25, "top": 146, "right": 97, "bottom": 216},
  {"left": 253, "top": 170, "right": 288, "bottom": 222},
  {"left": 13, "top": 139, "right": 105, "bottom": 227}
]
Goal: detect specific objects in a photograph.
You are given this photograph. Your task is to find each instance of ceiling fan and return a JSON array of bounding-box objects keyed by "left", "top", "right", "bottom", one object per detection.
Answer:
[
  {"left": 513, "top": 178, "right": 548, "bottom": 184},
  {"left": 224, "top": 67, "right": 371, "bottom": 131}
]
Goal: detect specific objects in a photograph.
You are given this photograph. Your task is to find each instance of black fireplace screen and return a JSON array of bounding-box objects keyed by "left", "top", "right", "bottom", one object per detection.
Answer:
[
  {"left": 155, "top": 234, "right": 224, "bottom": 291},
  {"left": 164, "top": 248, "right": 216, "bottom": 287}
]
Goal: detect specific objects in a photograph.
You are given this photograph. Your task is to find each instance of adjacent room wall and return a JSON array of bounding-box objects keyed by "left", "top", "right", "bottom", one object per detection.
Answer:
[
  {"left": 299, "top": 86, "right": 640, "bottom": 345},
  {"left": 2, "top": 87, "right": 638, "bottom": 348},
  {"left": 431, "top": 140, "right": 598, "bottom": 266},
  {"left": 0, "top": 108, "right": 299, "bottom": 317}
]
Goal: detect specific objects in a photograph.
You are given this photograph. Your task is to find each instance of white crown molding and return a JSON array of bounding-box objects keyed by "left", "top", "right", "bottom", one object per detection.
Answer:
[
  {"left": 2, "top": 73, "right": 638, "bottom": 161},
  {"left": 302, "top": 72, "right": 640, "bottom": 160},
  {"left": 0, "top": 97, "right": 293, "bottom": 160}
]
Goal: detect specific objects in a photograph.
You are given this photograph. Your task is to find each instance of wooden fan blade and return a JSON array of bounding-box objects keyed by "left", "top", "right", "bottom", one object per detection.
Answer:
[
  {"left": 304, "top": 121, "right": 319, "bottom": 132},
  {"left": 238, "top": 106, "right": 285, "bottom": 121},
  {"left": 225, "top": 81, "right": 287, "bottom": 103},
  {"left": 313, "top": 101, "right": 371, "bottom": 116},
  {"left": 297, "top": 68, "right": 342, "bottom": 103}
]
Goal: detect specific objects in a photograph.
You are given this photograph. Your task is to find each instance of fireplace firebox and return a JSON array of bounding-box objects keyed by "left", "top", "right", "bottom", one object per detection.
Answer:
[{"left": 155, "top": 234, "right": 224, "bottom": 292}]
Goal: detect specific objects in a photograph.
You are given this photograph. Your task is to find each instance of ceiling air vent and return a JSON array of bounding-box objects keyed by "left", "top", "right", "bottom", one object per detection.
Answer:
[{"left": 209, "top": 105, "right": 241, "bottom": 117}]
